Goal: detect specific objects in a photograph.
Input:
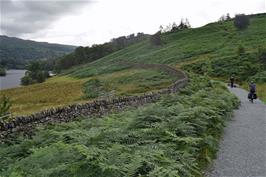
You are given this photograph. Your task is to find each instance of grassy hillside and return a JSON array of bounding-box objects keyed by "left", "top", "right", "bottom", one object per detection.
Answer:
[
  {"left": 64, "top": 14, "right": 265, "bottom": 100},
  {"left": 2, "top": 14, "right": 265, "bottom": 177},
  {"left": 0, "top": 35, "right": 76, "bottom": 69},
  {"left": 2, "top": 14, "right": 265, "bottom": 115},
  {"left": 1, "top": 68, "right": 176, "bottom": 116}
]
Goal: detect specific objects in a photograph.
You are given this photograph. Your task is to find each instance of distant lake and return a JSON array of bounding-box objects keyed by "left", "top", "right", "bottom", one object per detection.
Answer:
[{"left": 0, "top": 70, "right": 26, "bottom": 90}]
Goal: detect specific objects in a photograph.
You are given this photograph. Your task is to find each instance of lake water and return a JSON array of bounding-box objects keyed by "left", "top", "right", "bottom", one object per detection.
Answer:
[{"left": 0, "top": 70, "right": 26, "bottom": 90}]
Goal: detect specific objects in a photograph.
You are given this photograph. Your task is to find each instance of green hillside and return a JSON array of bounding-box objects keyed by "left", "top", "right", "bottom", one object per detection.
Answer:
[
  {"left": 66, "top": 14, "right": 265, "bottom": 76},
  {"left": 0, "top": 35, "right": 76, "bottom": 69},
  {"left": 65, "top": 13, "right": 265, "bottom": 100},
  {"left": 0, "top": 13, "right": 265, "bottom": 176}
]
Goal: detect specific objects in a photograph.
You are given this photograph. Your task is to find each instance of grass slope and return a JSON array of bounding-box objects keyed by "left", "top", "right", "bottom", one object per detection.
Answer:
[
  {"left": 1, "top": 68, "right": 175, "bottom": 116},
  {"left": 64, "top": 14, "right": 265, "bottom": 100},
  {"left": 67, "top": 14, "right": 265, "bottom": 76}
]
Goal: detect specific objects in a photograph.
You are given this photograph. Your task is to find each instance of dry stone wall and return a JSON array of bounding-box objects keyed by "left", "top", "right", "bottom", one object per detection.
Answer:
[{"left": 0, "top": 63, "right": 188, "bottom": 139}]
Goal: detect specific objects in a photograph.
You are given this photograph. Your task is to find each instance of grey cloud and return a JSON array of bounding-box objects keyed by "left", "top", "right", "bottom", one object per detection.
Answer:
[{"left": 0, "top": 0, "right": 93, "bottom": 36}]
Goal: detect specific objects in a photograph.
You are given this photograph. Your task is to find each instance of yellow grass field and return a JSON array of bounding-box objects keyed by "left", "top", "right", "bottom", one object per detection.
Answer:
[
  {"left": 0, "top": 68, "right": 176, "bottom": 116},
  {"left": 0, "top": 76, "right": 87, "bottom": 116}
]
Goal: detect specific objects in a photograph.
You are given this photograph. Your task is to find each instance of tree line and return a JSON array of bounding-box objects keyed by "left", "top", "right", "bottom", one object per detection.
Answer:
[{"left": 55, "top": 33, "right": 149, "bottom": 71}]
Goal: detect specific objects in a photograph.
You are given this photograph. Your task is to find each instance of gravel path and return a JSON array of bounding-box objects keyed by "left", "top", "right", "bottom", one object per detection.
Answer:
[{"left": 207, "top": 87, "right": 266, "bottom": 177}]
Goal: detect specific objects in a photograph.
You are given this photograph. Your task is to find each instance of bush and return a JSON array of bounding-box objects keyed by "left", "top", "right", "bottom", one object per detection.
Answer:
[
  {"left": 21, "top": 61, "right": 49, "bottom": 85},
  {"left": 21, "top": 75, "right": 34, "bottom": 85},
  {"left": 234, "top": 14, "right": 250, "bottom": 30},
  {"left": 0, "top": 67, "right": 6, "bottom": 76}
]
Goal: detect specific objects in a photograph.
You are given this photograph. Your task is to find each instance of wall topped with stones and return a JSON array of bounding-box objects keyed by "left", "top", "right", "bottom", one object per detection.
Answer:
[{"left": 0, "top": 64, "right": 188, "bottom": 139}]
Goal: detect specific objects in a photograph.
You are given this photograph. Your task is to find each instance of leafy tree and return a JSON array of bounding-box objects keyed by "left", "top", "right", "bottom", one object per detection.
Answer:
[
  {"left": 0, "top": 67, "right": 6, "bottom": 76},
  {"left": 55, "top": 33, "right": 148, "bottom": 71},
  {"left": 21, "top": 61, "right": 49, "bottom": 85},
  {"left": 219, "top": 13, "right": 231, "bottom": 22},
  {"left": 0, "top": 95, "right": 12, "bottom": 118},
  {"left": 21, "top": 75, "right": 34, "bottom": 85},
  {"left": 159, "top": 25, "right": 164, "bottom": 33},
  {"left": 226, "top": 13, "right": 231, "bottom": 20},
  {"left": 234, "top": 14, "right": 250, "bottom": 30}
]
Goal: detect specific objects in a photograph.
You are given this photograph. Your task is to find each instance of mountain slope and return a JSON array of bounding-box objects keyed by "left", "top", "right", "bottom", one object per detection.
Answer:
[
  {"left": 0, "top": 35, "right": 76, "bottom": 68},
  {"left": 66, "top": 13, "right": 265, "bottom": 80}
]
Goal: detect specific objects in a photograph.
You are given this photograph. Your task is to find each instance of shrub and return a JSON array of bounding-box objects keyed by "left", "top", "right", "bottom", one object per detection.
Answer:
[
  {"left": 234, "top": 14, "right": 250, "bottom": 30},
  {"left": 21, "top": 75, "right": 34, "bottom": 85},
  {"left": 0, "top": 67, "right": 6, "bottom": 76}
]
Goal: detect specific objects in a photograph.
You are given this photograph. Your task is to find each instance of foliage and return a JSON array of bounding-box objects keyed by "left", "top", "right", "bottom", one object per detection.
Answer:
[
  {"left": 21, "top": 61, "right": 49, "bottom": 85},
  {"left": 234, "top": 14, "right": 250, "bottom": 30},
  {"left": 55, "top": 33, "right": 149, "bottom": 71},
  {"left": 82, "top": 68, "right": 176, "bottom": 99},
  {"left": 0, "top": 75, "right": 239, "bottom": 176},
  {"left": 159, "top": 18, "right": 191, "bottom": 33},
  {"left": 0, "top": 35, "right": 75, "bottom": 69},
  {"left": 82, "top": 79, "right": 104, "bottom": 99},
  {"left": 2, "top": 68, "right": 175, "bottom": 115},
  {"left": 0, "top": 67, "right": 6, "bottom": 76},
  {"left": 64, "top": 13, "right": 266, "bottom": 82},
  {"left": 218, "top": 13, "right": 231, "bottom": 22},
  {"left": 0, "top": 95, "right": 12, "bottom": 118},
  {"left": 248, "top": 71, "right": 266, "bottom": 83},
  {"left": 182, "top": 53, "right": 262, "bottom": 82},
  {"left": 237, "top": 44, "right": 245, "bottom": 55},
  {"left": 258, "top": 46, "right": 266, "bottom": 64}
]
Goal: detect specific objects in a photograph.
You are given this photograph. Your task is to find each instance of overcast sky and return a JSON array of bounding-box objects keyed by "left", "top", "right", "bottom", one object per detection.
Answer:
[{"left": 0, "top": 0, "right": 265, "bottom": 46}]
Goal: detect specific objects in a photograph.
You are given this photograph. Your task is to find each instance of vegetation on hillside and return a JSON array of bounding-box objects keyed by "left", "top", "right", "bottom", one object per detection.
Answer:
[
  {"left": 0, "top": 75, "right": 239, "bottom": 176},
  {"left": 0, "top": 67, "right": 6, "bottom": 76},
  {"left": 82, "top": 68, "right": 176, "bottom": 99},
  {"left": 62, "top": 13, "right": 265, "bottom": 100},
  {"left": 21, "top": 61, "right": 50, "bottom": 85},
  {"left": 1, "top": 68, "right": 175, "bottom": 116},
  {"left": 55, "top": 33, "right": 149, "bottom": 71},
  {"left": 65, "top": 14, "right": 265, "bottom": 77},
  {"left": 0, "top": 35, "right": 76, "bottom": 69}
]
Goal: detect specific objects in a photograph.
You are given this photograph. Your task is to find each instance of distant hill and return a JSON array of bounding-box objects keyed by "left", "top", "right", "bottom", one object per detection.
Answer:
[{"left": 0, "top": 35, "right": 76, "bottom": 69}]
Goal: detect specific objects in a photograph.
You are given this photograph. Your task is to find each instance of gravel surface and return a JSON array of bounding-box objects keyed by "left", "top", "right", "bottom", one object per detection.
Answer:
[{"left": 206, "top": 87, "right": 266, "bottom": 177}]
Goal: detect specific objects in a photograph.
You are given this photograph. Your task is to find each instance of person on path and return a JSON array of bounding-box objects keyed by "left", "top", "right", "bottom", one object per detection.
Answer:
[
  {"left": 248, "top": 81, "right": 257, "bottom": 102},
  {"left": 230, "top": 76, "right": 235, "bottom": 88}
]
